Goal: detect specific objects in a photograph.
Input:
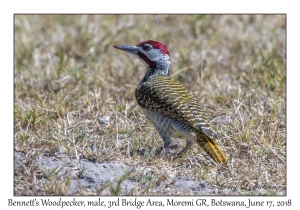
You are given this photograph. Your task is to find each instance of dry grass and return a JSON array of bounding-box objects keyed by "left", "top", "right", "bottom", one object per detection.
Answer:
[{"left": 14, "top": 14, "right": 286, "bottom": 195}]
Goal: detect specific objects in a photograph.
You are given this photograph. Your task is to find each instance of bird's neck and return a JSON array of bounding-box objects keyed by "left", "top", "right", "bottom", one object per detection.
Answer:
[
  {"left": 139, "top": 58, "right": 171, "bottom": 85},
  {"left": 139, "top": 67, "right": 170, "bottom": 85}
]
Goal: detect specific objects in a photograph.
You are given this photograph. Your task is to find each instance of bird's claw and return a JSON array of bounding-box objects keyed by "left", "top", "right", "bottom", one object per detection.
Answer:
[{"left": 155, "top": 146, "right": 175, "bottom": 157}]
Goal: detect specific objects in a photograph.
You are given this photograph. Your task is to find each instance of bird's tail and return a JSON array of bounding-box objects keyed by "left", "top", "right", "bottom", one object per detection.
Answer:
[{"left": 196, "top": 135, "right": 227, "bottom": 163}]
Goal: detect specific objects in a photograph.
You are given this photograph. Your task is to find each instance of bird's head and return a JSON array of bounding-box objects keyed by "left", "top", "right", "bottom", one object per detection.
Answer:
[{"left": 113, "top": 40, "right": 171, "bottom": 78}]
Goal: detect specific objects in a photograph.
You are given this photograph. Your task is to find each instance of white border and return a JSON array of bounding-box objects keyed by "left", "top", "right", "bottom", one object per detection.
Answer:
[{"left": 2, "top": 0, "right": 298, "bottom": 209}]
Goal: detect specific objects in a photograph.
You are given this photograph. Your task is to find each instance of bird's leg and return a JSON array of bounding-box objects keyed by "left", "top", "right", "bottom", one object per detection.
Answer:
[
  {"left": 163, "top": 136, "right": 173, "bottom": 154},
  {"left": 154, "top": 147, "right": 164, "bottom": 156},
  {"left": 155, "top": 135, "right": 174, "bottom": 156},
  {"left": 176, "top": 140, "right": 193, "bottom": 158}
]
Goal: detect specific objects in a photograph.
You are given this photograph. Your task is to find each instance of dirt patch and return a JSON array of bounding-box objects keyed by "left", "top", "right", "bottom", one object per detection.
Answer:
[{"left": 15, "top": 152, "right": 221, "bottom": 195}]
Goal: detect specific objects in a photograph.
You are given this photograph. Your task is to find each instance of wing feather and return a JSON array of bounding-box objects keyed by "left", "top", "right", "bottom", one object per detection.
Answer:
[{"left": 135, "top": 75, "right": 218, "bottom": 138}]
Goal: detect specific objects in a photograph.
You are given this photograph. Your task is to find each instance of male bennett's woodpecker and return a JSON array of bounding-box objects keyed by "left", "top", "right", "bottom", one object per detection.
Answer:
[{"left": 113, "top": 40, "right": 226, "bottom": 163}]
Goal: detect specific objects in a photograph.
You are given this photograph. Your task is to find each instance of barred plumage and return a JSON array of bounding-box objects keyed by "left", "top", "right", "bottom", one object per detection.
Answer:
[{"left": 113, "top": 40, "right": 226, "bottom": 163}]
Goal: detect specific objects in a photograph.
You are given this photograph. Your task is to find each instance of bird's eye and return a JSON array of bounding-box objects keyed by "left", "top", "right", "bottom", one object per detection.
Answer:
[{"left": 142, "top": 45, "right": 151, "bottom": 51}]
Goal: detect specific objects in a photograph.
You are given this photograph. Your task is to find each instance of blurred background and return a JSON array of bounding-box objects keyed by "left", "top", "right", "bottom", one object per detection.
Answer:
[{"left": 15, "top": 15, "right": 285, "bottom": 105}]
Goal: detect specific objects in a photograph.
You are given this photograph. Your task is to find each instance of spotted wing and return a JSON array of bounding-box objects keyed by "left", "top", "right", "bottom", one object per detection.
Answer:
[{"left": 135, "top": 75, "right": 218, "bottom": 138}]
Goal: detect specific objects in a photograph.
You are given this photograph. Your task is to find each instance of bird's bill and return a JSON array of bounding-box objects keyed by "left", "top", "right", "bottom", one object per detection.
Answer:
[{"left": 113, "top": 45, "right": 139, "bottom": 55}]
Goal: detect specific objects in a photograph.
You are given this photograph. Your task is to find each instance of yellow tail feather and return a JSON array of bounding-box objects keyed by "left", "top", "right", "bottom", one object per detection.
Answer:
[{"left": 197, "top": 135, "right": 227, "bottom": 163}]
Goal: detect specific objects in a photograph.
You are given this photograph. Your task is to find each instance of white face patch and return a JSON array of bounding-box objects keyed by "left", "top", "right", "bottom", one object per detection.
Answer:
[
  {"left": 144, "top": 49, "right": 162, "bottom": 61},
  {"left": 138, "top": 47, "right": 163, "bottom": 61},
  {"left": 136, "top": 46, "right": 170, "bottom": 68}
]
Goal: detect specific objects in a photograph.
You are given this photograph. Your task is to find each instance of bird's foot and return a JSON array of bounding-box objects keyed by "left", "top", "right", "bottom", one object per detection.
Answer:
[
  {"left": 154, "top": 146, "right": 164, "bottom": 156},
  {"left": 155, "top": 146, "right": 175, "bottom": 157},
  {"left": 173, "top": 143, "right": 192, "bottom": 160},
  {"left": 173, "top": 150, "right": 190, "bottom": 161},
  {"left": 173, "top": 153, "right": 183, "bottom": 161}
]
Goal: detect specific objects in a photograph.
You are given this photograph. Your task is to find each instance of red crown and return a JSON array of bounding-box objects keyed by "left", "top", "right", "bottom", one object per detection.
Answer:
[{"left": 137, "top": 40, "right": 170, "bottom": 56}]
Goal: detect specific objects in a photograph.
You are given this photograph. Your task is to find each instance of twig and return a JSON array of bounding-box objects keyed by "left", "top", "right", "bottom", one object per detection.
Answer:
[
  {"left": 132, "top": 110, "right": 142, "bottom": 131},
  {"left": 171, "top": 65, "right": 193, "bottom": 77},
  {"left": 73, "top": 133, "right": 80, "bottom": 169},
  {"left": 115, "top": 100, "right": 119, "bottom": 147},
  {"left": 25, "top": 116, "right": 32, "bottom": 133}
]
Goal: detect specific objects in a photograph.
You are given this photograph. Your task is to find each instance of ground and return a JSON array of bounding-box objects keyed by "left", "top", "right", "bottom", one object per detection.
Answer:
[{"left": 14, "top": 15, "right": 286, "bottom": 195}]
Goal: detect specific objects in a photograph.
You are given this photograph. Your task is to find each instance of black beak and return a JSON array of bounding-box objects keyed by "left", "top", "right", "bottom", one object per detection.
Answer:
[{"left": 113, "top": 44, "right": 139, "bottom": 55}]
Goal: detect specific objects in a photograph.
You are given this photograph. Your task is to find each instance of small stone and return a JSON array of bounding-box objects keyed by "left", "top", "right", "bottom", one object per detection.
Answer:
[{"left": 99, "top": 116, "right": 110, "bottom": 124}]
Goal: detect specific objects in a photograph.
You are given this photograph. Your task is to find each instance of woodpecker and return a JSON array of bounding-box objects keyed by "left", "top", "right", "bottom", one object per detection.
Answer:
[{"left": 113, "top": 40, "right": 226, "bottom": 163}]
